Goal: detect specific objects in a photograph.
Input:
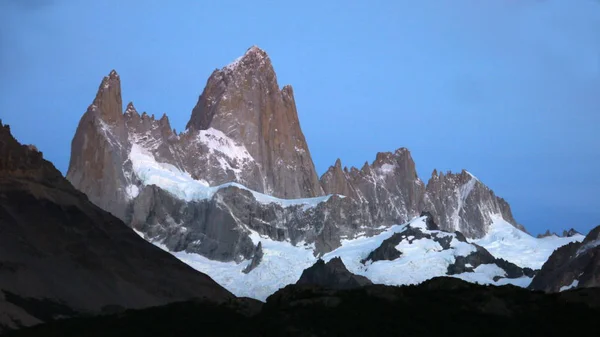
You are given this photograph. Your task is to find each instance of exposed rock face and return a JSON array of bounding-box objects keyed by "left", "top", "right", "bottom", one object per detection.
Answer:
[
  {"left": 563, "top": 228, "right": 581, "bottom": 237},
  {"left": 536, "top": 228, "right": 581, "bottom": 239},
  {"left": 187, "top": 46, "right": 323, "bottom": 199},
  {"left": 537, "top": 230, "right": 557, "bottom": 238},
  {"left": 296, "top": 257, "right": 372, "bottom": 289},
  {"left": 0, "top": 122, "right": 233, "bottom": 331},
  {"left": 320, "top": 156, "right": 521, "bottom": 238},
  {"left": 320, "top": 149, "right": 426, "bottom": 227},
  {"left": 67, "top": 46, "right": 526, "bottom": 266},
  {"left": 420, "top": 169, "right": 523, "bottom": 237},
  {"left": 529, "top": 225, "right": 600, "bottom": 292},
  {"left": 66, "top": 70, "right": 132, "bottom": 221},
  {"left": 243, "top": 242, "right": 263, "bottom": 274}
]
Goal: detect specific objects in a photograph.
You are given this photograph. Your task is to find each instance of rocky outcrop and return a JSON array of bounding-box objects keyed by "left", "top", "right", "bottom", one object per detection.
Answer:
[
  {"left": 187, "top": 46, "right": 324, "bottom": 199},
  {"left": 320, "top": 149, "right": 425, "bottom": 225},
  {"left": 296, "top": 258, "right": 372, "bottom": 289},
  {"left": 529, "top": 225, "right": 600, "bottom": 292},
  {"left": 0, "top": 122, "right": 233, "bottom": 332},
  {"left": 243, "top": 242, "right": 263, "bottom": 274},
  {"left": 320, "top": 156, "right": 521, "bottom": 239},
  {"left": 537, "top": 228, "right": 581, "bottom": 238},
  {"left": 420, "top": 169, "right": 523, "bottom": 237}
]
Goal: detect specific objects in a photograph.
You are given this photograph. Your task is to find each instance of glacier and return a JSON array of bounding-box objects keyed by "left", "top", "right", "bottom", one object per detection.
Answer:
[{"left": 128, "top": 138, "right": 583, "bottom": 301}]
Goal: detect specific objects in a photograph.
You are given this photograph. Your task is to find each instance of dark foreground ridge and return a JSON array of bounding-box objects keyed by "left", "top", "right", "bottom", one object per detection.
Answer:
[
  {"left": 0, "top": 121, "right": 232, "bottom": 332},
  {"left": 7, "top": 277, "right": 600, "bottom": 337}
]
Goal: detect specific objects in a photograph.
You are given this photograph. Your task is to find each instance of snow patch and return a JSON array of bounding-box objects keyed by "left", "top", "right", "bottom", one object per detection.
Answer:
[
  {"left": 559, "top": 279, "right": 579, "bottom": 292},
  {"left": 379, "top": 163, "right": 395, "bottom": 174},
  {"left": 196, "top": 128, "right": 254, "bottom": 173},
  {"left": 576, "top": 238, "right": 600, "bottom": 257},
  {"left": 125, "top": 185, "right": 139, "bottom": 199},
  {"left": 144, "top": 216, "right": 536, "bottom": 301},
  {"left": 474, "top": 215, "right": 584, "bottom": 269}
]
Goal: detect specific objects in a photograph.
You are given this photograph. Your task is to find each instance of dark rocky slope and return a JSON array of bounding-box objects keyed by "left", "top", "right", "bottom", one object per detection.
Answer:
[
  {"left": 296, "top": 257, "right": 372, "bottom": 290},
  {"left": 529, "top": 225, "right": 600, "bottom": 292},
  {"left": 8, "top": 277, "right": 600, "bottom": 337},
  {"left": 0, "top": 122, "right": 233, "bottom": 332}
]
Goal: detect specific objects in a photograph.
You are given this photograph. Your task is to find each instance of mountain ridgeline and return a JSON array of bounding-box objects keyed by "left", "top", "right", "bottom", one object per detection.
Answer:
[
  {"left": 66, "top": 46, "right": 524, "bottom": 263},
  {"left": 0, "top": 121, "right": 233, "bottom": 332}
]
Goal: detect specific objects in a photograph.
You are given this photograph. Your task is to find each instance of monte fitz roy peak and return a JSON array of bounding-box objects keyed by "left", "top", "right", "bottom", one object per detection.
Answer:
[{"left": 67, "top": 46, "right": 522, "bottom": 266}]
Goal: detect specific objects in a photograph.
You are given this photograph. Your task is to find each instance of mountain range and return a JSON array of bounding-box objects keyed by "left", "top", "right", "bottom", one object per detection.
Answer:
[{"left": 1, "top": 46, "right": 599, "bottom": 335}]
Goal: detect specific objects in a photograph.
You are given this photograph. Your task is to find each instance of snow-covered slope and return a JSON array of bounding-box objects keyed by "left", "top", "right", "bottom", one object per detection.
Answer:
[
  {"left": 322, "top": 217, "right": 531, "bottom": 288},
  {"left": 473, "top": 215, "right": 584, "bottom": 269},
  {"left": 126, "top": 137, "right": 580, "bottom": 300},
  {"left": 129, "top": 143, "right": 332, "bottom": 208},
  {"left": 135, "top": 215, "right": 571, "bottom": 301}
]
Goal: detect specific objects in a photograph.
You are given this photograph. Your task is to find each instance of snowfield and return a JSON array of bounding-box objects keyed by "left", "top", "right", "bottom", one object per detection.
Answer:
[
  {"left": 473, "top": 215, "right": 584, "bottom": 270},
  {"left": 135, "top": 215, "right": 579, "bottom": 301},
  {"left": 128, "top": 141, "right": 583, "bottom": 301}
]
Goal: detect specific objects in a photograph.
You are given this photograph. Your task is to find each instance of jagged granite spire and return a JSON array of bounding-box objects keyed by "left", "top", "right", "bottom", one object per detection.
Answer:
[
  {"left": 186, "top": 46, "right": 324, "bottom": 198},
  {"left": 420, "top": 169, "right": 523, "bottom": 237},
  {"left": 67, "top": 70, "right": 131, "bottom": 221}
]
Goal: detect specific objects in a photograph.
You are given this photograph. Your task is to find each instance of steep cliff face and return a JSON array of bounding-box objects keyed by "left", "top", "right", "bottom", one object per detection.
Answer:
[
  {"left": 66, "top": 71, "right": 131, "bottom": 221},
  {"left": 319, "top": 153, "right": 519, "bottom": 238},
  {"left": 320, "top": 148, "right": 426, "bottom": 226},
  {"left": 420, "top": 170, "right": 522, "bottom": 237},
  {"left": 187, "top": 46, "right": 323, "bottom": 198}
]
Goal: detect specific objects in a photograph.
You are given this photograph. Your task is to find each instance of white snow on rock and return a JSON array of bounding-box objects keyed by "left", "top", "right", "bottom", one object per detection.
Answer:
[
  {"left": 451, "top": 173, "right": 478, "bottom": 231},
  {"left": 147, "top": 230, "right": 317, "bottom": 301},
  {"left": 559, "top": 279, "right": 579, "bottom": 292},
  {"left": 379, "top": 163, "right": 395, "bottom": 175},
  {"left": 126, "top": 142, "right": 582, "bottom": 300},
  {"left": 473, "top": 215, "right": 584, "bottom": 269},
  {"left": 195, "top": 128, "right": 254, "bottom": 175},
  {"left": 128, "top": 143, "right": 332, "bottom": 208},
  {"left": 576, "top": 238, "right": 600, "bottom": 257},
  {"left": 125, "top": 185, "right": 139, "bottom": 199},
  {"left": 139, "top": 216, "right": 561, "bottom": 301},
  {"left": 320, "top": 217, "right": 522, "bottom": 288}
]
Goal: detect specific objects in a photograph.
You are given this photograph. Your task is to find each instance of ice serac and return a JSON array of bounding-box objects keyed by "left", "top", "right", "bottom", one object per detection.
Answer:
[
  {"left": 187, "top": 46, "right": 324, "bottom": 199},
  {"left": 420, "top": 169, "right": 523, "bottom": 238},
  {"left": 66, "top": 70, "right": 131, "bottom": 221}
]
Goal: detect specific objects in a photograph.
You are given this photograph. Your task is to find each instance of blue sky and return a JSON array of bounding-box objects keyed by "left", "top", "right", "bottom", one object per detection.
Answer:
[{"left": 1, "top": 0, "right": 598, "bottom": 235}]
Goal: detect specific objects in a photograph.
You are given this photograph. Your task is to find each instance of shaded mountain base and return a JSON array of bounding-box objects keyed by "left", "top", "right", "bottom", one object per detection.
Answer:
[
  {"left": 7, "top": 278, "right": 600, "bottom": 337},
  {"left": 296, "top": 257, "right": 372, "bottom": 289}
]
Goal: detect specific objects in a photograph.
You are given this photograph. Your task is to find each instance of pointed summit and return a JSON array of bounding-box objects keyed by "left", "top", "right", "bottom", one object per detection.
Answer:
[
  {"left": 92, "top": 70, "right": 123, "bottom": 125},
  {"left": 185, "top": 46, "right": 323, "bottom": 198},
  {"left": 223, "top": 45, "right": 271, "bottom": 72},
  {"left": 124, "top": 102, "right": 138, "bottom": 116},
  {"left": 67, "top": 70, "right": 129, "bottom": 221}
]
